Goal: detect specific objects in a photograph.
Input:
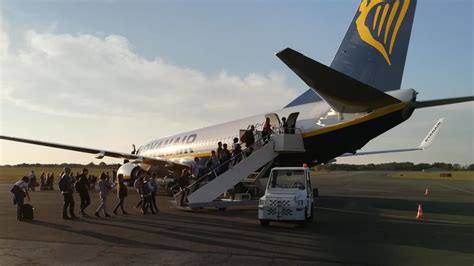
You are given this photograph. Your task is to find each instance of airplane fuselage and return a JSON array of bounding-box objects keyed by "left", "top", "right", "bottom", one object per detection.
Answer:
[{"left": 137, "top": 89, "right": 416, "bottom": 166}]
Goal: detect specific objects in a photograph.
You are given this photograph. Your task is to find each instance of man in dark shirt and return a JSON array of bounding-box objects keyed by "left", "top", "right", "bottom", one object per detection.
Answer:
[
  {"left": 60, "top": 167, "right": 77, "bottom": 220},
  {"left": 216, "top": 142, "right": 223, "bottom": 161},
  {"left": 76, "top": 168, "right": 91, "bottom": 216},
  {"left": 219, "top": 143, "right": 231, "bottom": 173},
  {"left": 242, "top": 125, "right": 255, "bottom": 155}
]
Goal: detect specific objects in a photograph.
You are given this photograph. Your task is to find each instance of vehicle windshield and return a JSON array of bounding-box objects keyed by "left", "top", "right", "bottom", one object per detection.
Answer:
[{"left": 268, "top": 170, "right": 305, "bottom": 190}]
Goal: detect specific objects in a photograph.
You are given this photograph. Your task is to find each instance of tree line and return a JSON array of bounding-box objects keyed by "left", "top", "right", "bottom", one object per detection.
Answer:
[
  {"left": 316, "top": 162, "right": 474, "bottom": 171},
  {"left": 1, "top": 162, "right": 120, "bottom": 168}
]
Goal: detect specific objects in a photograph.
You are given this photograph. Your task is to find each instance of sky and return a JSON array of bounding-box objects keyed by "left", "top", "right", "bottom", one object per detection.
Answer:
[{"left": 0, "top": 0, "right": 473, "bottom": 166}]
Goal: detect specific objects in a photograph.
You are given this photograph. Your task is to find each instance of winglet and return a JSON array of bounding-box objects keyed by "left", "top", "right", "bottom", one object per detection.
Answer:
[{"left": 418, "top": 118, "right": 444, "bottom": 149}]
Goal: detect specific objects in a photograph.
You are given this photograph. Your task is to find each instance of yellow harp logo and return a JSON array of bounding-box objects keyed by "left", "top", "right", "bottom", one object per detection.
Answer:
[{"left": 356, "top": 0, "right": 411, "bottom": 65}]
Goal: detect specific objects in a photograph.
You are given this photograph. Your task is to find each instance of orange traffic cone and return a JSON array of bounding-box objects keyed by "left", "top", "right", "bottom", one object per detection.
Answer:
[
  {"left": 416, "top": 204, "right": 423, "bottom": 220},
  {"left": 424, "top": 188, "right": 429, "bottom": 196}
]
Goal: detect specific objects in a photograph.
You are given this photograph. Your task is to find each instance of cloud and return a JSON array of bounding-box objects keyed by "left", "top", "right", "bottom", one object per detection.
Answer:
[{"left": 1, "top": 29, "right": 297, "bottom": 128}]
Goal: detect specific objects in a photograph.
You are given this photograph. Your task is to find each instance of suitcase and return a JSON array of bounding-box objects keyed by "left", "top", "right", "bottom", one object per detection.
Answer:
[{"left": 22, "top": 204, "right": 34, "bottom": 220}]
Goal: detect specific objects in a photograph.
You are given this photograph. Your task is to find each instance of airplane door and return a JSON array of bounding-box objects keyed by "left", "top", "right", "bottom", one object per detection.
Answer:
[
  {"left": 265, "top": 113, "right": 281, "bottom": 128},
  {"left": 286, "top": 112, "right": 299, "bottom": 134}
]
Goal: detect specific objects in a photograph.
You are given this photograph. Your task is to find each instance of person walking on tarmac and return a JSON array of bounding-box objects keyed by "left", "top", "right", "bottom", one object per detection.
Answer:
[
  {"left": 75, "top": 168, "right": 90, "bottom": 216},
  {"left": 59, "top": 167, "right": 78, "bottom": 220},
  {"left": 113, "top": 174, "right": 128, "bottom": 215},
  {"left": 95, "top": 173, "right": 112, "bottom": 217},
  {"left": 11, "top": 176, "right": 30, "bottom": 221},
  {"left": 141, "top": 176, "right": 155, "bottom": 215},
  {"left": 28, "top": 171, "right": 37, "bottom": 191},
  {"left": 149, "top": 174, "right": 159, "bottom": 213},
  {"left": 134, "top": 176, "right": 144, "bottom": 211}
]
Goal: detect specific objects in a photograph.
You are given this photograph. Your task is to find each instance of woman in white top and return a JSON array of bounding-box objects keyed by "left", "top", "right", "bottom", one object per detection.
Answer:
[{"left": 12, "top": 176, "right": 30, "bottom": 221}]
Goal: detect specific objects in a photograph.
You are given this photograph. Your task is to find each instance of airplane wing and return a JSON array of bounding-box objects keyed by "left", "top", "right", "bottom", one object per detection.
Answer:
[
  {"left": 0, "top": 135, "right": 187, "bottom": 168},
  {"left": 340, "top": 118, "right": 444, "bottom": 157},
  {"left": 276, "top": 48, "right": 401, "bottom": 113}
]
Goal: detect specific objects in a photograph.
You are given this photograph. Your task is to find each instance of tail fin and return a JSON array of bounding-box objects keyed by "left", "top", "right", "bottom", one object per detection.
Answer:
[
  {"left": 285, "top": 0, "right": 417, "bottom": 108},
  {"left": 277, "top": 48, "right": 401, "bottom": 113}
]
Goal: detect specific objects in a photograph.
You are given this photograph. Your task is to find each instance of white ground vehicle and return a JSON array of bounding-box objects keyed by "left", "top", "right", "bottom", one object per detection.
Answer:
[{"left": 258, "top": 167, "right": 317, "bottom": 226}]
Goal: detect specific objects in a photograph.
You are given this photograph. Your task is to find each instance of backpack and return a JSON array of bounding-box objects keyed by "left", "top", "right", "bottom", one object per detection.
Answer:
[
  {"left": 142, "top": 181, "right": 150, "bottom": 195},
  {"left": 58, "top": 177, "right": 68, "bottom": 191}
]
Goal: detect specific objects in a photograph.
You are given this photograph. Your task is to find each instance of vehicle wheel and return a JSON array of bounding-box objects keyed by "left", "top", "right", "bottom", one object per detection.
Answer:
[
  {"left": 260, "top": 220, "right": 270, "bottom": 226},
  {"left": 218, "top": 207, "right": 226, "bottom": 211}
]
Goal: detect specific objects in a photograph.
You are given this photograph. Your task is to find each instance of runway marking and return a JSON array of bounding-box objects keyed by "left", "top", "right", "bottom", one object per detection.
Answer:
[
  {"left": 315, "top": 207, "right": 474, "bottom": 226},
  {"left": 438, "top": 184, "right": 474, "bottom": 195}
]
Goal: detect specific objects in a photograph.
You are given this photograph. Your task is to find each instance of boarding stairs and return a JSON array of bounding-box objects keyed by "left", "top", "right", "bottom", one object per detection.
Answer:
[{"left": 173, "top": 129, "right": 305, "bottom": 209}]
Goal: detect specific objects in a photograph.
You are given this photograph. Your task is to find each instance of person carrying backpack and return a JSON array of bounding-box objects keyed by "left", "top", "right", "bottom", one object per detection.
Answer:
[
  {"left": 134, "top": 176, "right": 144, "bottom": 211},
  {"left": 113, "top": 174, "right": 128, "bottom": 215},
  {"left": 141, "top": 176, "right": 155, "bottom": 215},
  {"left": 11, "top": 176, "right": 30, "bottom": 222},
  {"left": 59, "top": 167, "right": 77, "bottom": 220},
  {"left": 149, "top": 175, "right": 159, "bottom": 213}
]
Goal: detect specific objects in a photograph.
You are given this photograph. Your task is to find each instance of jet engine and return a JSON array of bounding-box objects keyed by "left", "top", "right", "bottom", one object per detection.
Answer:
[{"left": 117, "top": 162, "right": 142, "bottom": 186}]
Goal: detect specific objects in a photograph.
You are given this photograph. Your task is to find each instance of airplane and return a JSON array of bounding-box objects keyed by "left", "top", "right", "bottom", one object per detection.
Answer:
[{"left": 1, "top": 0, "right": 473, "bottom": 184}]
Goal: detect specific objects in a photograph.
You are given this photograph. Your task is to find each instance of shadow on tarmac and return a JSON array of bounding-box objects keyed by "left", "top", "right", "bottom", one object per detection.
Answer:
[{"left": 28, "top": 216, "right": 347, "bottom": 264}]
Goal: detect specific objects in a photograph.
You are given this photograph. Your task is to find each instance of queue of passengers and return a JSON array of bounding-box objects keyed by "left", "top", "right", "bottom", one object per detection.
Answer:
[
  {"left": 133, "top": 175, "right": 159, "bottom": 215},
  {"left": 10, "top": 166, "right": 160, "bottom": 221},
  {"left": 186, "top": 118, "right": 278, "bottom": 184}
]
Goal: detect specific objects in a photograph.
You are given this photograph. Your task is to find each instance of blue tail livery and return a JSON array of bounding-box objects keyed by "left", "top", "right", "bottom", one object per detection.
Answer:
[{"left": 286, "top": 0, "right": 417, "bottom": 108}]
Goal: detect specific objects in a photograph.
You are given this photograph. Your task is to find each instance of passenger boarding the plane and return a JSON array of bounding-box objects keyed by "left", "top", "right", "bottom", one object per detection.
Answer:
[
  {"left": 218, "top": 144, "right": 231, "bottom": 174},
  {"left": 177, "top": 169, "right": 191, "bottom": 205},
  {"left": 206, "top": 150, "right": 219, "bottom": 180},
  {"left": 191, "top": 157, "right": 205, "bottom": 178},
  {"left": 281, "top": 117, "right": 289, "bottom": 134},
  {"left": 232, "top": 138, "right": 242, "bottom": 165},
  {"left": 262, "top": 118, "right": 273, "bottom": 143},
  {"left": 241, "top": 125, "right": 255, "bottom": 155},
  {"left": 177, "top": 169, "right": 191, "bottom": 189},
  {"left": 216, "top": 142, "right": 223, "bottom": 160}
]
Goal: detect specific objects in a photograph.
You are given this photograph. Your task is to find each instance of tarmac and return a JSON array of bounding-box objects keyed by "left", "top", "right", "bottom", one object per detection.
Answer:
[{"left": 0, "top": 171, "right": 473, "bottom": 265}]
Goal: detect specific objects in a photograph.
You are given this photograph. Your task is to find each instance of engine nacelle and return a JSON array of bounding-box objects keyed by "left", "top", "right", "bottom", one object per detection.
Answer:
[{"left": 117, "top": 162, "right": 141, "bottom": 185}]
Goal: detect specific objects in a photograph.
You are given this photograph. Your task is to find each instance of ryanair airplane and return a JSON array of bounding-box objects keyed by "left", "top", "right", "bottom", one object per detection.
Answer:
[{"left": 1, "top": 0, "right": 473, "bottom": 181}]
